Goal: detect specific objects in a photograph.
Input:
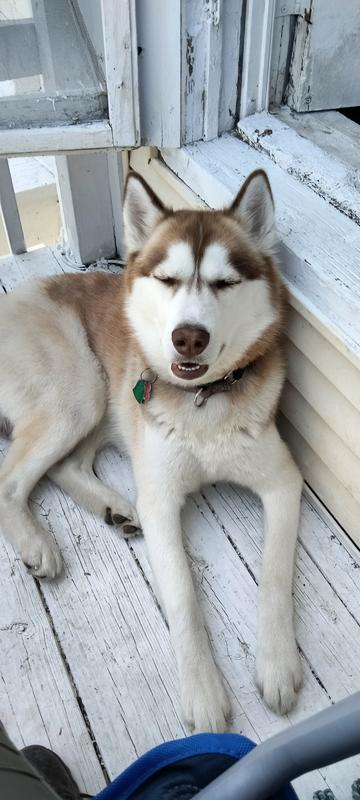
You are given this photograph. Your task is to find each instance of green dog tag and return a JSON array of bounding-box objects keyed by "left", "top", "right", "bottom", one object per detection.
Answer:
[{"left": 133, "top": 379, "right": 152, "bottom": 404}]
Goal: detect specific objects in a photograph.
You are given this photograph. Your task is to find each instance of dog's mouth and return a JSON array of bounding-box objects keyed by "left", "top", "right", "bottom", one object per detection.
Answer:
[{"left": 171, "top": 362, "right": 209, "bottom": 381}]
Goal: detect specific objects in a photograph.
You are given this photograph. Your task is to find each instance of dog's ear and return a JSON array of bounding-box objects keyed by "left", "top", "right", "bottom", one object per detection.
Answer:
[
  {"left": 229, "top": 170, "right": 276, "bottom": 254},
  {"left": 123, "top": 173, "right": 166, "bottom": 254}
]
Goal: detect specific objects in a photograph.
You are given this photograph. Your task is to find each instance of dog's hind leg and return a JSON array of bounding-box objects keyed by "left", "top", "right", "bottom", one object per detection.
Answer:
[
  {"left": 0, "top": 407, "right": 104, "bottom": 578},
  {"left": 0, "top": 292, "right": 110, "bottom": 575},
  {"left": 49, "top": 429, "right": 141, "bottom": 535}
]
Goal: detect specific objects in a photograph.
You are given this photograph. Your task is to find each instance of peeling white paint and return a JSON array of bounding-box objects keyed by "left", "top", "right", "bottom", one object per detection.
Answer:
[{"left": 237, "top": 112, "right": 360, "bottom": 225}]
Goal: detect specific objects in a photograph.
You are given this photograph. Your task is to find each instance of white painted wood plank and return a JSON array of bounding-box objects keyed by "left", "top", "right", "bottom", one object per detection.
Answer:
[
  {"left": 239, "top": 0, "right": 276, "bottom": 118},
  {"left": 55, "top": 152, "right": 117, "bottom": 265},
  {"left": 286, "top": 303, "right": 360, "bottom": 413},
  {"left": 218, "top": 0, "right": 244, "bottom": 132},
  {"left": 0, "top": 158, "right": 26, "bottom": 254},
  {"left": 282, "top": 382, "right": 360, "bottom": 504},
  {"left": 136, "top": 0, "right": 181, "bottom": 147},
  {"left": 0, "top": 91, "right": 108, "bottom": 132},
  {"left": 101, "top": 0, "right": 140, "bottom": 147},
  {"left": 161, "top": 136, "right": 360, "bottom": 360},
  {"left": 203, "top": 2, "right": 222, "bottom": 142},
  {"left": 238, "top": 112, "right": 360, "bottom": 224},
  {"left": 279, "top": 415, "right": 360, "bottom": 549},
  {"left": 269, "top": 12, "right": 293, "bottom": 108},
  {"left": 181, "top": 0, "right": 211, "bottom": 144},
  {"left": 299, "top": 488, "right": 360, "bottom": 623},
  {"left": 285, "top": 341, "right": 360, "bottom": 460},
  {"left": 55, "top": 157, "right": 82, "bottom": 266},
  {"left": 288, "top": 279, "right": 360, "bottom": 367},
  {"left": 0, "top": 121, "right": 113, "bottom": 157},
  {"left": 182, "top": 0, "right": 244, "bottom": 141},
  {"left": 277, "top": 108, "right": 360, "bottom": 172},
  {"left": 0, "top": 248, "right": 63, "bottom": 289},
  {"left": 107, "top": 150, "right": 124, "bottom": 257},
  {"left": 0, "top": 455, "right": 105, "bottom": 795}
]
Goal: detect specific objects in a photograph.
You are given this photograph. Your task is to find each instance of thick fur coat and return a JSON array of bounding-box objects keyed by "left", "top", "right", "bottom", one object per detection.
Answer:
[{"left": 0, "top": 170, "right": 303, "bottom": 731}]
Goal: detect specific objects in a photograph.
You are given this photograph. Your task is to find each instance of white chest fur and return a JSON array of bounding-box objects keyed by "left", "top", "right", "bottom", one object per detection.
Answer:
[{"left": 141, "top": 388, "right": 271, "bottom": 489}]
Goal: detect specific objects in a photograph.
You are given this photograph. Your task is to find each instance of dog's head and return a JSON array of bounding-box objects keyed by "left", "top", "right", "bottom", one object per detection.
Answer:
[{"left": 123, "top": 171, "right": 285, "bottom": 385}]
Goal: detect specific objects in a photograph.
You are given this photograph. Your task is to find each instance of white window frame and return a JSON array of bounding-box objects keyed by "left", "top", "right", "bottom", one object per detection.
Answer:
[{"left": 0, "top": 0, "right": 140, "bottom": 156}]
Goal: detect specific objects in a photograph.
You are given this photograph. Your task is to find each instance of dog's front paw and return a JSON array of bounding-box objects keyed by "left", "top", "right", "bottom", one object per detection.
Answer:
[
  {"left": 104, "top": 501, "right": 142, "bottom": 537},
  {"left": 181, "top": 658, "right": 231, "bottom": 733},
  {"left": 256, "top": 639, "right": 302, "bottom": 715},
  {"left": 21, "top": 532, "right": 62, "bottom": 579}
]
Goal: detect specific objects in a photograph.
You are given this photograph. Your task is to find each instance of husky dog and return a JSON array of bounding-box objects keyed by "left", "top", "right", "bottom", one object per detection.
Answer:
[{"left": 0, "top": 170, "right": 303, "bottom": 731}]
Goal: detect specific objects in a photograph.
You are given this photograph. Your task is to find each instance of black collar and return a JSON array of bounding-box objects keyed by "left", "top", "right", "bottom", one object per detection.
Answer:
[{"left": 194, "top": 366, "right": 247, "bottom": 407}]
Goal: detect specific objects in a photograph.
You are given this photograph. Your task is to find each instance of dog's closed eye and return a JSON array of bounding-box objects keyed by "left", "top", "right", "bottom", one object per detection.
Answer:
[
  {"left": 154, "top": 275, "right": 179, "bottom": 287},
  {"left": 211, "top": 279, "right": 242, "bottom": 291}
]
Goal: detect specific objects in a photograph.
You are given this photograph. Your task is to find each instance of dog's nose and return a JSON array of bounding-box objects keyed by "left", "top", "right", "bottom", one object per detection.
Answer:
[{"left": 172, "top": 325, "right": 210, "bottom": 358}]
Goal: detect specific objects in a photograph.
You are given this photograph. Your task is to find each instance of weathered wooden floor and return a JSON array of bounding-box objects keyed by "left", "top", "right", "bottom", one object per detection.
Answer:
[{"left": 1, "top": 249, "right": 359, "bottom": 799}]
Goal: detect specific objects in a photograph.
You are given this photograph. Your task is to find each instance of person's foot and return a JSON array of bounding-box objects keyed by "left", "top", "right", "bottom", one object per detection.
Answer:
[{"left": 21, "top": 745, "right": 87, "bottom": 800}]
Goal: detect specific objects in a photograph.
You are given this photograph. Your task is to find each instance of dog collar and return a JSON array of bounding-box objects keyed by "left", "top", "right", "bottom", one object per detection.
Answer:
[
  {"left": 133, "top": 366, "right": 247, "bottom": 407},
  {"left": 194, "top": 367, "right": 246, "bottom": 407}
]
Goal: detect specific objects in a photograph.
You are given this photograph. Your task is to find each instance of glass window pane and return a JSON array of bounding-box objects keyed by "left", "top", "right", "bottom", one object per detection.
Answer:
[{"left": 0, "top": 0, "right": 107, "bottom": 129}]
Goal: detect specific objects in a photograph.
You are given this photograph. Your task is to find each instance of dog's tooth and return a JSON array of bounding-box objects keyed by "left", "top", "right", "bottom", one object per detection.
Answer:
[{"left": 175, "top": 362, "right": 202, "bottom": 373}]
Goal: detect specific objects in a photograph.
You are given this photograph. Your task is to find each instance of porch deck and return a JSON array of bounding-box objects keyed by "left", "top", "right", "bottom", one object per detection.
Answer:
[{"left": 1, "top": 248, "right": 359, "bottom": 799}]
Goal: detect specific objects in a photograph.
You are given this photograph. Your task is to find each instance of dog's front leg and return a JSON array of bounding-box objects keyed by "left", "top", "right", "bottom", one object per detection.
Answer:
[
  {"left": 134, "top": 434, "right": 230, "bottom": 733},
  {"left": 228, "top": 423, "right": 303, "bottom": 714},
  {"left": 252, "top": 426, "right": 303, "bottom": 714}
]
